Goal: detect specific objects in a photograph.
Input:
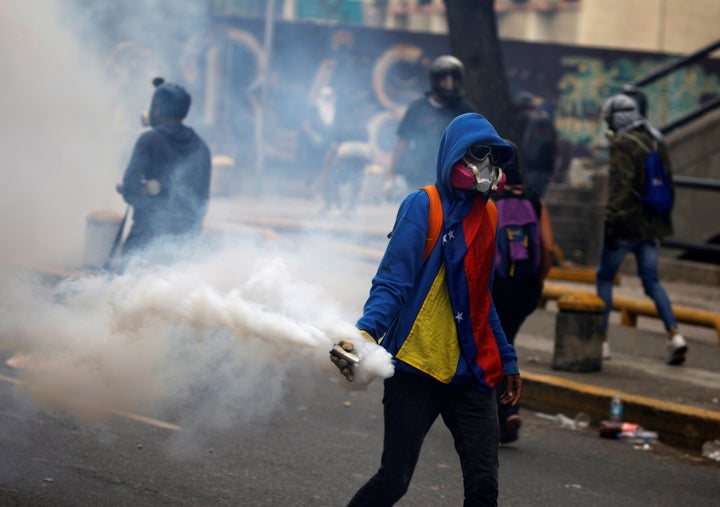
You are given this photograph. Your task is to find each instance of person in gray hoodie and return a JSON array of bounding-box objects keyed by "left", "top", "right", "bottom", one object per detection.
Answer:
[{"left": 118, "top": 77, "right": 211, "bottom": 259}]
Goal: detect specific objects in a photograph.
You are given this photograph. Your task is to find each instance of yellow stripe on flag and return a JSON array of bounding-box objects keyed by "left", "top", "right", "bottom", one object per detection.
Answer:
[{"left": 396, "top": 265, "right": 460, "bottom": 383}]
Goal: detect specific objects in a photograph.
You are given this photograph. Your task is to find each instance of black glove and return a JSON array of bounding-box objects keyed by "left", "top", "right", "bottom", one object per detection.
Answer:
[{"left": 603, "top": 222, "right": 620, "bottom": 251}]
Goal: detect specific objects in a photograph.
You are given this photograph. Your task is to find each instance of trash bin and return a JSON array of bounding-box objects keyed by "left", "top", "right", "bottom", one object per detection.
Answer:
[{"left": 553, "top": 292, "right": 605, "bottom": 372}]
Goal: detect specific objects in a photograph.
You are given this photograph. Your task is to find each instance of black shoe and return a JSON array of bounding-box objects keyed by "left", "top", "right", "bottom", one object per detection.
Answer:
[{"left": 500, "top": 414, "right": 522, "bottom": 444}]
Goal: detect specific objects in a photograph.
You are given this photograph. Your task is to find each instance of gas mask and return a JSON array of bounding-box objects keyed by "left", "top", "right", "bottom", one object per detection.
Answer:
[{"left": 450, "top": 144, "right": 505, "bottom": 194}]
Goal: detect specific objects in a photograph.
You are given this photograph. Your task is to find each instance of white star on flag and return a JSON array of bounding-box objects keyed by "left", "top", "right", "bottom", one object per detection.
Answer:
[
  {"left": 443, "top": 229, "right": 455, "bottom": 244},
  {"left": 455, "top": 311, "right": 463, "bottom": 322}
]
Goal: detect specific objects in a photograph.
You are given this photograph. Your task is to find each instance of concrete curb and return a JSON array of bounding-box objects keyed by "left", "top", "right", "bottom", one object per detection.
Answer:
[{"left": 521, "top": 371, "right": 720, "bottom": 451}]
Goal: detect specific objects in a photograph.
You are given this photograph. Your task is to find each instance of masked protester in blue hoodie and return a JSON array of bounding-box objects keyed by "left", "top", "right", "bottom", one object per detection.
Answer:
[
  {"left": 330, "top": 113, "right": 522, "bottom": 507},
  {"left": 117, "top": 77, "right": 212, "bottom": 261}
]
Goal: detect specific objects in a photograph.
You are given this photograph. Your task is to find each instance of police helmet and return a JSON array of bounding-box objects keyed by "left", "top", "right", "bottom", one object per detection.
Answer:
[{"left": 428, "top": 55, "right": 465, "bottom": 103}]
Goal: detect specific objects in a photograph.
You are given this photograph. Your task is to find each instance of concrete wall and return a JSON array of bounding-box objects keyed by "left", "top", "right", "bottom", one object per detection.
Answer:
[
  {"left": 381, "top": 0, "right": 720, "bottom": 56},
  {"left": 544, "top": 178, "right": 605, "bottom": 267},
  {"left": 498, "top": 3, "right": 581, "bottom": 45},
  {"left": 577, "top": 0, "right": 720, "bottom": 54}
]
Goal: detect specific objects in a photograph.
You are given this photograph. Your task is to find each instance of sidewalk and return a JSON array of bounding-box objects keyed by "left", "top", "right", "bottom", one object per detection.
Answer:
[
  {"left": 515, "top": 306, "right": 720, "bottom": 451},
  {"left": 207, "top": 194, "right": 720, "bottom": 452}
]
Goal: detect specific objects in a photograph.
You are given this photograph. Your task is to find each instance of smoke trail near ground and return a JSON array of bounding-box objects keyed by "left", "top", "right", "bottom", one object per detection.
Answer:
[{"left": 0, "top": 239, "right": 393, "bottom": 434}]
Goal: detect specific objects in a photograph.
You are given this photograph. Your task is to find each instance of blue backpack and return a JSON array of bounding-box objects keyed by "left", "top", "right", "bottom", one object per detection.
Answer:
[
  {"left": 624, "top": 133, "right": 673, "bottom": 214},
  {"left": 494, "top": 196, "right": 541, "bottom": 279}
]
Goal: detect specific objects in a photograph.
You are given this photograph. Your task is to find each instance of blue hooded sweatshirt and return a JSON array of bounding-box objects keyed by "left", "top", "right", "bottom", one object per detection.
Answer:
[{"left": 357, "top": 113, "right": 519, "bottom": 390}]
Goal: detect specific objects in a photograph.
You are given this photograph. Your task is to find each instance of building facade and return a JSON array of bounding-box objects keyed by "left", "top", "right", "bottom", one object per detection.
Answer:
[{"left": 272, "top": 0, "right": 720, "bottom": 56}]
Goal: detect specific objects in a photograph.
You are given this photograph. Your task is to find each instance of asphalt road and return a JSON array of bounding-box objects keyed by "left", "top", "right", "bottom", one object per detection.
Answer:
[
  {"left": 1, "top": 358, "right": 718, "bottom": 507},
  {"left": 2, "top": 195, "right": 718, "bottom": 506}
]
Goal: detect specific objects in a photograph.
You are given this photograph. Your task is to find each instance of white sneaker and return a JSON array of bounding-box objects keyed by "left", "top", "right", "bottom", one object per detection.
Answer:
[
  {"left": 666, "top": 334, "right": 688, "bottom": 365},
  {"left": 602, "top": 341, "right": 611, "bottom": 360}
]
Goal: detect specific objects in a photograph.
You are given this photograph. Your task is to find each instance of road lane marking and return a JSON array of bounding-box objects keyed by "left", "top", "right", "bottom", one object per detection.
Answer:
[{"left": 0, "top": 372, "right": 181, "bottom": 431}]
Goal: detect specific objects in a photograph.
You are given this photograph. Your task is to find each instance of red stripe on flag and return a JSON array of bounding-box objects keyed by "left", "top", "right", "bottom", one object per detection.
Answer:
[{"left": 463, "top": 200, "right": 504, "bottom": 386}]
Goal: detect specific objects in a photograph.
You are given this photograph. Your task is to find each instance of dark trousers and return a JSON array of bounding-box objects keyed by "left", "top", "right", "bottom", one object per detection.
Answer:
[
  {"left": 118, "top": 217, "right": 202, "bottom": 272},
  {"left": 348, "top": 371, "right": 499, "bottom": 507},
  {"left": 492, "top": 276, "right": 541, "bottom": 425}
]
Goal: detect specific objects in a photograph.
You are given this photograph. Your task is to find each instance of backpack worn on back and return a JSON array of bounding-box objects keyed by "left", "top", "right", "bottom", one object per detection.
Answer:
[
  {"left": 520, "top": 110, "right": 556, "bottom": 166},
  {"left": 623, "top": 133, "right": 673, "bottom": 214},
  {"left": 421, "top": 185, "right": 497, "bottom": 262},
  {"left": 422, "top": 185, "right": 443, "bottom": 262},
  {"left": 493, "top": 196, "right": 541, "bottom": 279}
]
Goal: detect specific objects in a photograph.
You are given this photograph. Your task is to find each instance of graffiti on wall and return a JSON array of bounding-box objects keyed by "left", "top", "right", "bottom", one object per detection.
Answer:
[
  {"left": 556, "top": 54, "right": 720, "bottom": 149},
  {"left": 105, "top": 18, "right": 720, "bottom": 180}
]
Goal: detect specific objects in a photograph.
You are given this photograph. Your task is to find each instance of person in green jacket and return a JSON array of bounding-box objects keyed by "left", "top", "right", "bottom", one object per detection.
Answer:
[{"left": 596, "top": 93, "right": 687, "bottom": 365}]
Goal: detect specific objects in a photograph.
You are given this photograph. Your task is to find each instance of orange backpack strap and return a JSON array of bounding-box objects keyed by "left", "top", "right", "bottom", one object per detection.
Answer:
[
  {"left": 421, "top": 185, "right": 443, "bottom": 262},
  {"left": 485, "top": 198, "right": 498, "bottom": 235}
]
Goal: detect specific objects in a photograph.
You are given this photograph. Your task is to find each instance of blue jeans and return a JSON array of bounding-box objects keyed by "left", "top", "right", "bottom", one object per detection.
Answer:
[
  {"left": 596, "top": 238, "right": 677, "bottom": 335},
  {"left": 347, "top": 372, "right": 499, "bottom": 507}
]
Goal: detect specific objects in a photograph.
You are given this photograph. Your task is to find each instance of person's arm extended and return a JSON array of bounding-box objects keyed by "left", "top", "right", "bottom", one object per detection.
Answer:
[{"left": 357, "top": 192, "right": 428, "bottom": 339}]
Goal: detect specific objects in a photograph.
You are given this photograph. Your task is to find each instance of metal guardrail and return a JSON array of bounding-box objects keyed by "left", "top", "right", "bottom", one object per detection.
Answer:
[
  {"left": 541, "top": 283, "right": 720, "bottom": 344},
  {"left": 661, "top": 176, "right": 720, "bottom": 257},
  {"left": 629, "top": 40, "right": 720, "bottom": 88},
  {"left": 626, "top": 38, "right": 720, "bottom": 135},
  {"left": 674, "top": 175, "right": 720, "bottom": 191},
  {"left": 660, "top": 96, "right": 720, "bottom": 135},
  {"left": 661, "top": 239, "right": 720, "bottom": 256}
]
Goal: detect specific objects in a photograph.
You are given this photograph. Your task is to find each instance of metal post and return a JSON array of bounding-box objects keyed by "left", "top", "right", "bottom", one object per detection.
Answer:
[{"left": 256, "top": 0, "right": 276, "bottom": 194}]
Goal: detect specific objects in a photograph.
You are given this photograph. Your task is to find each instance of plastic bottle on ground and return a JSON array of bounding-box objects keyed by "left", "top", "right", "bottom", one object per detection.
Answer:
[
  {"left": 619, "top": 430, "right": 658, "bottom": 444},
  {"left": 702, "top": 440, "right": 720, "bottom": 462},
  {"left": 609, "top": 393, "right": 623, "bottom": 422},
  {"left": 621, "top": 429, "right": 659, "bottom": 451},
  {"left": 535, "top": 412, "right": 590, "bottom": 431}
]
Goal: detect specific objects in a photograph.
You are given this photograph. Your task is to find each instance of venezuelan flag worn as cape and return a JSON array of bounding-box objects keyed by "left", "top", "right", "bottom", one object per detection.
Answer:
[{"left": 358, "top": 113, "right": 519, "bottom": 391}]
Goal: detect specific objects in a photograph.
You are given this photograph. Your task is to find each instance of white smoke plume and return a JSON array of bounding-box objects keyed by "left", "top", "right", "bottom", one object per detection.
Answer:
[
  {"left": 0, "top": 241, "right": 393, "bottom": 432},
  {"left": 0, "top": 0, "right": 133, "bottom": 267},
  {"left": 0, "top": 0, "right": 395, "bottom": 440}
]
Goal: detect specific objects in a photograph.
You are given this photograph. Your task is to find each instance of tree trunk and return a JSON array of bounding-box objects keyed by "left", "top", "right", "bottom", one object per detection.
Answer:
[{"left": 444, "top": 0, "right": 517, "bottom": 140}]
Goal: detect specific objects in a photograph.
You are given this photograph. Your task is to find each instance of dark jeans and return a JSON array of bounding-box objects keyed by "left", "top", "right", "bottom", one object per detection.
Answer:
[
  {"left": 492, "top": 276, "right": 541, "bottom": 425},
  {"left": 348, "top": 371, "right": 499, "bottom": 507},
  {"left": 492, "top": 276, "right": 541, "bottom": 346}
]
